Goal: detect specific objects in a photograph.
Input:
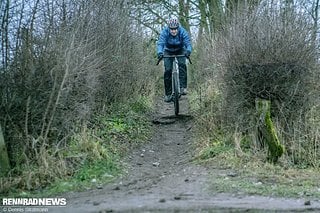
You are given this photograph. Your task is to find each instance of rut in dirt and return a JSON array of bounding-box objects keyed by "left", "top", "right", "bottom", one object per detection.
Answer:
[
  {"left": 101, "top": 95, "right": 196, "bottom": 195},
  {"left": 51, "top": 95, "right": 209, "bottom": 213}
]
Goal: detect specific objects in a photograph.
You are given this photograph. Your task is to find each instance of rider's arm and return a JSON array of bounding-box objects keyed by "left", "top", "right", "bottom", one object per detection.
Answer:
[
  {"left": 181, "top": 28, "right": 192, "bottom": 53},
  {"left": 157, "top": 28, "right": 168, "bottom": 54}
]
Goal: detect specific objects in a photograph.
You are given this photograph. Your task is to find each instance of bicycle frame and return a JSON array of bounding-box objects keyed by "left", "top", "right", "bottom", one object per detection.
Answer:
[{"left": 171, "top": 56, "right": 180, "bottom": 115}]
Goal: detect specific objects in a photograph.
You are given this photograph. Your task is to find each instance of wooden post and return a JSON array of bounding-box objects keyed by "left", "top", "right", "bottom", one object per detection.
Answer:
[
  {"left": 256, "top": 99, "right": 284, "bottom": 163},
  {"left": 0, "top": 124, "right": 10, "bottom": 176}
]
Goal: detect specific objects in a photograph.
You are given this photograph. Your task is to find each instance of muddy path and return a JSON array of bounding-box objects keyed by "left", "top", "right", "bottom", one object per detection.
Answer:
[{"left": 51, "top": 96, "right": 320, "bottom": 213}]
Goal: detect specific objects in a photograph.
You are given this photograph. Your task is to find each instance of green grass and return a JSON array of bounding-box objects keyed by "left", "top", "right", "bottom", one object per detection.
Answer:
[
  {"left": 196, "top": 144, "right": 320, "bottom": 199},
  {"left": 43, "top": 159, "right": 120, "bottom": 196},
  {"left": 12, "top": 160, "right": 119, "bottom": 198},
  {"left": 193, "top": 127, "right": 320, "bottom": 199},
  {"left": 210, "top": 164, "right": 320, "bottom": 198}
]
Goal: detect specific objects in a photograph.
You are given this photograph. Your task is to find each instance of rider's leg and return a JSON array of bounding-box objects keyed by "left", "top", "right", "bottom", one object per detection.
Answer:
[
  {"left": 177, "top": 56, "right": 187, "bottom": 94},
  {"left": 164, "top": 57, "right": 173, "bottom": 99}
]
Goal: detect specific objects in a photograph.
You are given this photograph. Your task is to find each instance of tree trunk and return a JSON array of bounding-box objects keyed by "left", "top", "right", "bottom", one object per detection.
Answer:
[
  {"left": 197, "top": 0, "right": 209, "bottom": 41},
  {"left": 0, "top": 124, "right": 10, "bottom": 176},
  {"left": 1, "top": 0, "right": 10, "bottom": 68},
  {"left": 178, "top": 0, "right": 191, "bottom": 34},
  {"left": 207, "top": 0, "right": 224, "bottom": 36},
  {"left": 256, "top": 99, "right": 284, "bottom": 163},
  {"left": 312, "top": 0, "right": 319, "bottom": 44}
]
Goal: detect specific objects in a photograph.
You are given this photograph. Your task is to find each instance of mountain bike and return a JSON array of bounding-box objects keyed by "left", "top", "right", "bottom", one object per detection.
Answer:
[{"left": 157, "top": 55, "right": 192, "bottom": 116}]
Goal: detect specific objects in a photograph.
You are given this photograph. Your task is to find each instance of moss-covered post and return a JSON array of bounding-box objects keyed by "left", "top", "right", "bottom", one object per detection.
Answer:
[
  {"left": 256, "top": 99, "right": 284, "bottom": 163},
  {"left": 0, "top": 124, "right": 10, "bottom": 176}
]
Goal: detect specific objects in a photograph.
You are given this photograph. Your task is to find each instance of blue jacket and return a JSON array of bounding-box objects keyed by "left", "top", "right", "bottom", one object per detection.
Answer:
[{"left": 157, "top": 26, "right": 192, "bottom": 54}]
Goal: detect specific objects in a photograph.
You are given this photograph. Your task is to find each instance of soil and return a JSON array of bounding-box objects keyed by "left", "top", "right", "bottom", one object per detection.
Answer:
[{"left": 49, "top": 96, "right": 320, "bottom": 213}]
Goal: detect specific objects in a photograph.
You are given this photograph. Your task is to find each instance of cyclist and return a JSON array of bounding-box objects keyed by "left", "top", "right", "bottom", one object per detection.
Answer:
[{"left": 157, "top": 17, "right": 192, "bottom": 102}]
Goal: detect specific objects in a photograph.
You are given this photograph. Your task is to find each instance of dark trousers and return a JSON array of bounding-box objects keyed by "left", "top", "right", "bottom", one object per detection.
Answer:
[{"left": 163, "top": 50, "right": 187, "bottom": 96}]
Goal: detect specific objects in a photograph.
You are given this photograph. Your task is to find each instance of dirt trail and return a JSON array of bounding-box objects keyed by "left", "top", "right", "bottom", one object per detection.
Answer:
[{"left": 50, "top": 96, "right": 320, "bottom": 213}]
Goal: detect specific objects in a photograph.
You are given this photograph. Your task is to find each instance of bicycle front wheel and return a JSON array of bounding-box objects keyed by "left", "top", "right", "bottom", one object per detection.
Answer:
[{"left": 172, "top": 71, "right": 179, "bottom": 116}]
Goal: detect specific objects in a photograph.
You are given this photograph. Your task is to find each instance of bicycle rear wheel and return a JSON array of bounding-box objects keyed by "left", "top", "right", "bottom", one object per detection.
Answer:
[{"left": 172, "top": 71, "right": 179, "bottom": 116}]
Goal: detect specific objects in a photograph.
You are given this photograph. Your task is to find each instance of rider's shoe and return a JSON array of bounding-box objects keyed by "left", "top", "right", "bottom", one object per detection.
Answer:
[
  {"left": 164, "top": 95, "right": 172, "bottom": 102},
  {"left": 181, "top": 88, "right": 187, "bottom": 95}
]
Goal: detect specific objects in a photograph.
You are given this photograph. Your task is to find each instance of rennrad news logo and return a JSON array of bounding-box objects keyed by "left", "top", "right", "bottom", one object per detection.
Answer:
[{"left": 2, "top": 198, "right": 67, "bottom": 206}]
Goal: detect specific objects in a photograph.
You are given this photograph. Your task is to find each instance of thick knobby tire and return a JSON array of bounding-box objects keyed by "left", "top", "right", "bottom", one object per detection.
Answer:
[{"left": 173, "top": 72, "right": 179, "bottom": 116}]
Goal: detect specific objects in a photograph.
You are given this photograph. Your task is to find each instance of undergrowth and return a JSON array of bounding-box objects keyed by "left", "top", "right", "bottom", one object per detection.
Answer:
[
  {"left": 189, "top": 71, "right": 320, "bottom": 199},
  {"left": 0, "top": 96, "right": 153, "bottom": 197},
  {"left": 190, "top": 87, "right": 320, "bottom": 198},
  {"left": 190, "top": 3, "right": 320, "bottom": 198},
  {"left": 201, "top": 150, "right": 320, "bottom": 199}
]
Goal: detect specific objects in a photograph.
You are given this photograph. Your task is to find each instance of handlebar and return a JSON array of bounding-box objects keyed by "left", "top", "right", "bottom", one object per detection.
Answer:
[{"left": 156, "top": 55, "right": 192, "bottom": 65}]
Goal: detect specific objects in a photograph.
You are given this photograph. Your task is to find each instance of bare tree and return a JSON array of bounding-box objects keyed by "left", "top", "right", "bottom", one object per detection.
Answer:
[{"left": 0, "top": 0, "right": 10, "bottom": 68}]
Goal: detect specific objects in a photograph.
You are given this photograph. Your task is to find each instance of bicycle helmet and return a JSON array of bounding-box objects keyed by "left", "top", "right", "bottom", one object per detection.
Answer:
[{"left": 168, "top": 17, "right": 179, "bottom": 29}]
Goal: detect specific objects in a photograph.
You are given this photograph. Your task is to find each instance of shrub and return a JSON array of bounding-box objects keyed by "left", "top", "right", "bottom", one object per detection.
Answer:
[
  {"left": 0, "top": 0, "right": 157, "bottom": 192},
  {"left": 192, "top": 2, "right": 320, "bottom": 167},
  {"left": 214, "top": 4, "right": 319, "bottom": 134}
]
